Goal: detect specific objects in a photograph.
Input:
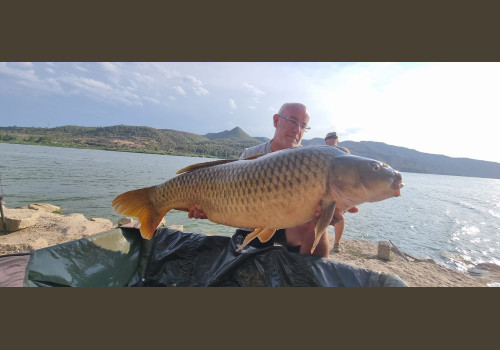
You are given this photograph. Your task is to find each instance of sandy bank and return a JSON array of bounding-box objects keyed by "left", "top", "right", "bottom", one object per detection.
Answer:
[{"left": 1, "top": 203, "right": 498, "bottom": 287}]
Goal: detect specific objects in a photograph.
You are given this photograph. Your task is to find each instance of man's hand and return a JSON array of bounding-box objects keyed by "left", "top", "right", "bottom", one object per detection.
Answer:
[
  {"left": 347, "top": 206, "right": 359, "bottom": 213},
  {"left": 188, "top": 204, "right": 208, "bottom": 219},
  {"left": 331, "top": 208, "right": 345, "bottom": 225}
]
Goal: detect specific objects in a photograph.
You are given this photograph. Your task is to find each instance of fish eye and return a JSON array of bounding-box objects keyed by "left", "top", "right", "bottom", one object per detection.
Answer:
[{"left": 371, "top": 162, "right": 381, "bottom": 171}]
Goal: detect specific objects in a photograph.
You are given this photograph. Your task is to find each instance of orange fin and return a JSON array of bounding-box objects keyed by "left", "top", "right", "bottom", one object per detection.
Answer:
[
  {"left": 236, "top": 228, "right": 263, "bottom": 251},
  {"left": 112, "top": 186, "right": 167, "bottom": 240},
  {"left": 236, "top": 227, "right": 276, "bottom": 251},
  {"left": 176, "top": 159, "right": 239, "bottom": 174},
  {"left": 257, "top": 228, "right": 277, "bottom": 243},
  {"left": 311, "top": 200, "right": 336, "bottom": 253},
  {"left": 242, "top": 153, "right": 266, "bottom": 160},
  {"left": 176, "top": 153, "right": 266, "bottom": 174}
]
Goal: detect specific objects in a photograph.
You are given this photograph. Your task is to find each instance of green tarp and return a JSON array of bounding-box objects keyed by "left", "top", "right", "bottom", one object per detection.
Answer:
[{"left": 1, "top": 227, "right": 408, "bottom": 287}]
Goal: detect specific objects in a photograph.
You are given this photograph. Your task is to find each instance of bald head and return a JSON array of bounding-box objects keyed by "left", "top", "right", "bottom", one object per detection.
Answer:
[
  {"left": 278, "top": 103, "right": 310, "bottom": 119},
  {"left": 271, "top": 103, "right": 310, "bottom": 151}
]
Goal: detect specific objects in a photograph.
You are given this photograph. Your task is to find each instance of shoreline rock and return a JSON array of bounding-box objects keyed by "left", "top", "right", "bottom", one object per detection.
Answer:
[
  {"left": 28, "top": 203, "right": 61, "bottom": 213},
  {"left": 1, "top": 208, "right": 40, "bottom": 232},
  {"left": 1, "top": 203, "right": 114, "bottom": 254}
]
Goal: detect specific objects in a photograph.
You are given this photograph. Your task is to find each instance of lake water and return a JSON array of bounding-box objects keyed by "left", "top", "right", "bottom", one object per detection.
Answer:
[{"left": 1, "top": 143, "right": 499, "bottom": 272}]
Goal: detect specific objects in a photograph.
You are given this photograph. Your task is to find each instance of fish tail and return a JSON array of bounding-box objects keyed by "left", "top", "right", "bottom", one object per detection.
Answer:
[{"left": 112, "top": 186, "right": 167, "bottom": 240}]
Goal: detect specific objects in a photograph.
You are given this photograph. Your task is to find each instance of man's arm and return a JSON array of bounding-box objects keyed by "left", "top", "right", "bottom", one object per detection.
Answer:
[{"left": 188, "top": 204, "right": 208, "bottom": 219}]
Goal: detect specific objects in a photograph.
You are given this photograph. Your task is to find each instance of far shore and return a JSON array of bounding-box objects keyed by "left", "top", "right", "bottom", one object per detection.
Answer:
[
  {"left": 1, "top": 202, "right": 499, "bottom": 287},
  {"left": 0, "top": 140, "right": 216, "bottom": 159}
]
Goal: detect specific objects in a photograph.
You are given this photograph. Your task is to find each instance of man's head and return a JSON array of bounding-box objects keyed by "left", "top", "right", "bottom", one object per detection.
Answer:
[
  {"left": 325, "top": 132, "right": 338, "bottom": 146},
  {"left": 271, "top": 103, "right": 310, "bottom": 151}
]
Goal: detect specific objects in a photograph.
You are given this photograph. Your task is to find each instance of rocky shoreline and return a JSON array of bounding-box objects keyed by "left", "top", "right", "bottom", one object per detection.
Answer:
[{"left": 1, "top": 202, "right": 499, "bottom": 287}]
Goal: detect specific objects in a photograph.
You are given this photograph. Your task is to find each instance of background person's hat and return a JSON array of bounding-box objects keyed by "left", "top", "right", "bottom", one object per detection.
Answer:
[{"left": 325, "top": 132, "right": 338, "bottom": 140}]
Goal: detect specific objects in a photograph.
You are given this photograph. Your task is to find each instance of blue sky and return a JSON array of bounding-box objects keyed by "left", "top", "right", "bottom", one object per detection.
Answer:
[{"left": 1, "top": 62, "right": 499, "bottom": 163}]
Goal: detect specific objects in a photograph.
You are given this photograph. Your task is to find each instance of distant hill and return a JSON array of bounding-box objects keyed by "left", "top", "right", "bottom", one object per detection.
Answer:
[
  {"left": 300, "top": 138, "right": 500, "bottom": 179},
  {"left": 254, "top": 136, "right": 271, "bottom": 143},
  {"left": 337, "top": 141, "right": 500, "bottom": 179},
  {"left": 1, "top": 125, "right": 499, "bottom": 179},
  {"left": 204, "top": 127, "right": 256, "bottom": 142},
  {"left": 301, "top": 137, "right": 326, "bottom": 146},
  {"left": 0, "top": 125, "right": 260, "bottom": 159}
]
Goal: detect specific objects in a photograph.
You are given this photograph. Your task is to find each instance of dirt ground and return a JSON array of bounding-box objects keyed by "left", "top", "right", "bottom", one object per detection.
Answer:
[
  {"left": 326, "top": 237, "right": 499, "bottom": 287},
  {"left": 1, "top": 204, "right": 498, "bottom": 287}
]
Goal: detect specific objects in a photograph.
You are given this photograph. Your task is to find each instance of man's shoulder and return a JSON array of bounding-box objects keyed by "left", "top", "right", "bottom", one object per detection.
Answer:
[
  {"left": 246, "top": 141, "right": 270, "bottom": 154},
  {"left": 240, "top": 141, "right": 271, "bottom": 159}
]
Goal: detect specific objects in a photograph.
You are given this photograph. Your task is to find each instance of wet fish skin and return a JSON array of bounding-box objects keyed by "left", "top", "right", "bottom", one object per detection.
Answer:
[{"left": 112, "top": 146, "right": 403, "bottom": 252}]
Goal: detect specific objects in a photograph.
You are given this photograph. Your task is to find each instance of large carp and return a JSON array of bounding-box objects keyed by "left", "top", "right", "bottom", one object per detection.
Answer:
[{"left": 112, "top": 145, "right": 404, "bottom": 253}]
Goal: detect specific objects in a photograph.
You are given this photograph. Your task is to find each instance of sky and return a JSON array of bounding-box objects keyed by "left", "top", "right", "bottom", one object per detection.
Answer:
[{"left": 1, "top": 62, "right": 499, "bottom": 164}]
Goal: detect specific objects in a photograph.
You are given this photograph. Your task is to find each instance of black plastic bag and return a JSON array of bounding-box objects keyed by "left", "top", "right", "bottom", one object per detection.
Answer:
[{"left": 134, "top": 228, "right": 408, "bottom": 287}]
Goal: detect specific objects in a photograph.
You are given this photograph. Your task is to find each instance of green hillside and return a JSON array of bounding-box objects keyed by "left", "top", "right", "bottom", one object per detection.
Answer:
[
  {"left": 0, "top": 125, "right": 260, "bottom": 159},
  {"left": 1, "top": 125, "right": 499, "bottom": 178}
]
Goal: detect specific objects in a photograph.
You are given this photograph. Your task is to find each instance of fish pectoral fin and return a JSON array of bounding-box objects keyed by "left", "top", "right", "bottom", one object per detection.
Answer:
[
  {"left": 236, "top": 228, "right": 263, "bottom": 252},
  {"left": 176, "top": 159, "right": 239, "bottom": 174},
  {"left": 257, "top": 228, "right": 277, "bottom": 243},
  {"left": 311, "top": 200, "right": 336, "bottom": 254}
]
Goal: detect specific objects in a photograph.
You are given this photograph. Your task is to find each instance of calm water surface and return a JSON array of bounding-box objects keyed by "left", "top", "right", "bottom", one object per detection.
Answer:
[{"left": 1, "top": 143, "right": 499, "bottom": 272}]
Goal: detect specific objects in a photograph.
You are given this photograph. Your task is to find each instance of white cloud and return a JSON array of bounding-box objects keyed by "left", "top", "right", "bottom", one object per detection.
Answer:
[
  {"left": 58, "top": 75, "right": 141, "bottom": 106},
  {"left": 193, "top": 86, "right": 209, "bottom": 96},
  {"left": 143, "top": 96, "right": 160, "bottom": 104},
  {"left": 100, "top": 62, "right": 120, "bottom": 73},
  {"left": 132, "top": 72, "right": 155, "bottom": 85},
  {"left": 9, "top": 62, "right": 33, "bottom": 68},
  {"left": 243, "top": 82, "right": 265, "bottom": 95},
  {"left": 0, "top": 62, "right": 63, "bottom": 94},
  {"left": 173, "top": 86, "right": 186, "bottom": 95},
  {"left": 0, "top": 63, "right": 37, "bottom": 81},
  {"left": 186, "top": 75, "right": 203, "bottom": 86},
  {"left": 229, "top": 99, "right": 237, "bottom": 109},
  {"left": 74, "top": 64, "right": 88, "bottom": 72},
  {"left": 81, "top": 77, "right": 113, "bottom": 90}
]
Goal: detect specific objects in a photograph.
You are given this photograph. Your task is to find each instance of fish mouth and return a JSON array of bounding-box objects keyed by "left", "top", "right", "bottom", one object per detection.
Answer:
[
  {"left": 391, "top": 180, "right": 404, "bottom": 197},
  {"left": 390, "top": 171, "right": 404, "bottom": 197}
]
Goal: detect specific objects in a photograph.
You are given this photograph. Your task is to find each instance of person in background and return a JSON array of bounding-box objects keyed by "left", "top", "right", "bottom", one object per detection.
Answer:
[
  {"left": 324, "top": 131, "right": 355, "bottom": 252},
  {"left": 325, "top": 131, "right": 339, "bottom": 147},
  {"left": 190, "top": 103, "right": 349, "bottom": 257}
]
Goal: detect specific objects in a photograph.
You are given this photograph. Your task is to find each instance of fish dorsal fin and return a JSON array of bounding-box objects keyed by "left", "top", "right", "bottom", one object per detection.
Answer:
[
  {"left": 243, "top": 153, "right": 266, "bottom": 160},
  {"left": 176, "top": 153, "right": 267, "bottom": 174},
  {"left": 176, "top": 159, "right": 239, "bottom": 174}
]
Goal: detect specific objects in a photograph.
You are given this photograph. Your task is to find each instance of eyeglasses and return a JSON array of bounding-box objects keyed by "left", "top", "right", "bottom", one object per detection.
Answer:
[{"left": 278, "top": 115, "right": 311, "bottom": 132}]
